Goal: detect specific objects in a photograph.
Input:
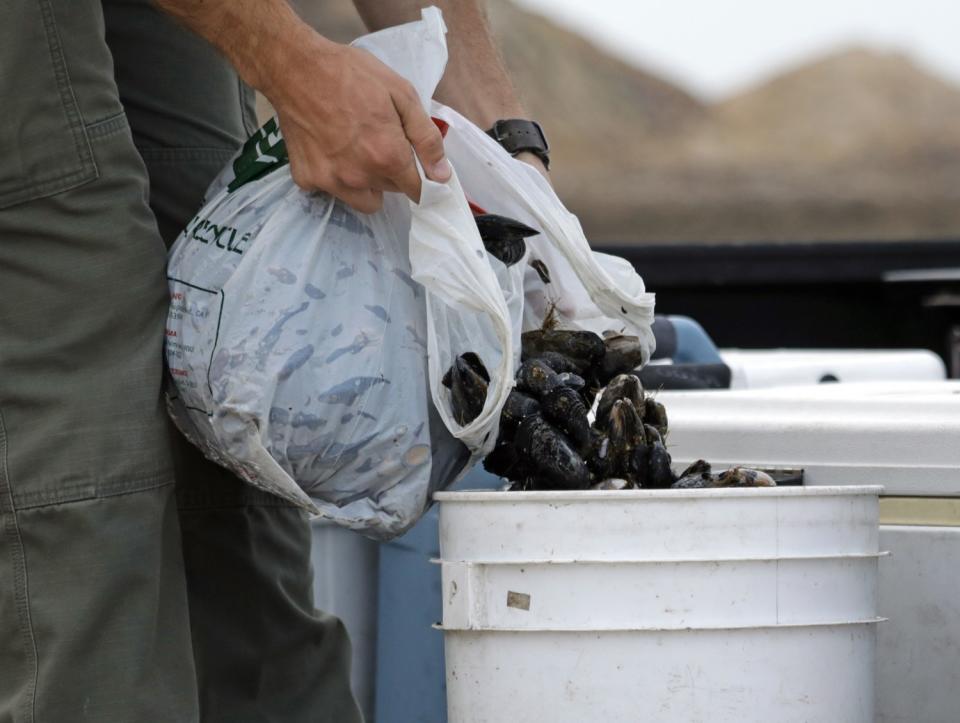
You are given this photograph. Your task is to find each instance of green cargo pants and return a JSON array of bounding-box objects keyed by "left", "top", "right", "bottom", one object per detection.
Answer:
[{"left": 0, "top": 1, "right": 363, "bottom": 721}]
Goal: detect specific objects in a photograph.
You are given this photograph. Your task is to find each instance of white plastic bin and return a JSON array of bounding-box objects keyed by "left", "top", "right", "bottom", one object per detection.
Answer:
[
  {"left": 435, "top": 486, "right": 882, "bottom": 723},
  {"left": 719, "top": 348, "right": 946, "bottom": 389},
  {"left": 660, "top": 380, "right": 960, "bottom": 722}
]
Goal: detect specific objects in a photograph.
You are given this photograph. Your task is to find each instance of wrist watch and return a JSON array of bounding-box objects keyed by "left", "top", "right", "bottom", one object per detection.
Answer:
[{"left": 486, "top": 119, "right": 550, "bottom": 170}]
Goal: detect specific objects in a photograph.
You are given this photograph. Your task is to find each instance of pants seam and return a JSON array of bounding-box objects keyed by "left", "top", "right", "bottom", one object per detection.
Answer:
[
  {"left": 85, "top": 111, "right": 129, "bottom": 140},
  {"left": 38, "top": 0, "right": 95, "bottom": 178},
  {"left": 12, "top": 472, "right": 176, "bottom": 511},
  {"left": 0, "top": 168, "right": 94, "bottom": 200},
  {"left": 0, "top": 409, "right": 39, "bottom": 723}
]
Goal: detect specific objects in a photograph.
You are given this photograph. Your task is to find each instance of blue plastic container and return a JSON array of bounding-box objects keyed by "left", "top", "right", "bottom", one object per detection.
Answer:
[{"left": 374, "top": 466, "right": 501, "bottom": 723}]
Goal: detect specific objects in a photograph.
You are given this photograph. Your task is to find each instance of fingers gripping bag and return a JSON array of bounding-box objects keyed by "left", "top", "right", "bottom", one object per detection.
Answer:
[
  {"left": 165, "top": 8, "right": 515, "bottom": 540},
  {"left": 432, "top": 104, "right": 657, "bottom": 356}
]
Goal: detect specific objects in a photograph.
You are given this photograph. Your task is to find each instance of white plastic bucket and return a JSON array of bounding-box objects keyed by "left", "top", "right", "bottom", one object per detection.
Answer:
[{"left": 435, "top": 486, "right": 883, "bottom": 723}]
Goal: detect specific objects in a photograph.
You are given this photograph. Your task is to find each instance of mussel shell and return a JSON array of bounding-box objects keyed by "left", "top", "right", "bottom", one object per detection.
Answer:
[
  {"left": 530, "top": 258, "right": 552, "bottom": 285},
  {"left": 644, "top": 398, "right": 669, "bottom": 440},
  {"left": 516, "top": 357, "right": 561, "bottom": 397},
  {"left": 643, "top": 423, "right": 662, "bottom": 445},
  {"left": 591, "top": 478, "right": 631, "bottom": 491},
  {"left": 475, "top": 214, "right": 538, "bottom": 267},
  {"left": 607, "top": 399, "right": 645, "bottom": 449},
  {"left": 482, "top": 236, "right": 527, "bottom": 267},
  {"left": 521, "top": 329, "right": 605, "bottom": 370},
  {"left": 598, "top": 334, "right": 646, "bottom": 384},
  {"left": 448, "top": 356, "right": 488, "bottom": 426},
  {"left": 442, "top": 352, "right": 489, "bottom": 387},
  {"left": 594, "top": 374, "right": 644, "bottom": 432},
  {"left": 541, "top": 385, "right": 591, "bottom": 450},
  {"left": 515, "top": 413, "right": 592, "bottom": 490},
  {"left": 474, "top": 213, "right": 539, "bottom": 241},
  {"left": 483, "top": 440, "right": 533, "bottom": 481},
  {"left": 672, "top": 474, "right": 712, "bottom": 489},
  {"left": 679, "top": 459, "right": 711, "bottom": 478},
  {"left": 603, "top": 399, "right": 650, "bottom": 483},
  {"left": 460, "top": 351, "right": 490, "bottom": 382},
  {"left": 714, "top": 467, "right": 777, "bottom": 488},
  {"left": 524, "top": 351, "right": 584, "bottom": 375},
  {"left": 672, "top": 459, "right": 712, "bottom": 489},
  {"left": 555, "top": 372, "right": 586, "bottom": 390},
  {"left": 500, "top": 389, "right": 540, "bottom": 433},
  {"left": 646, "top": 440, "right": 675, "bottom": 488},
  {"left": 628, "top": 443, "right": 650, "bottom": 487}
]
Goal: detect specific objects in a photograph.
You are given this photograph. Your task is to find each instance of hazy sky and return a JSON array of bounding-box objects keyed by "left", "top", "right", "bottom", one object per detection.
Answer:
[{"left": 514, "top": 0, "right": 960, "bottom": 100}]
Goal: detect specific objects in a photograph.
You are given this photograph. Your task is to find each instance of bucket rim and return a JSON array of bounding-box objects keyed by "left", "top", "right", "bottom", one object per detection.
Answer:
[
  {"left": 434, "top": 616, "right": 888, "bottom": 633},
  {"left": 434, "top": 485, "right": 884, "bottom": 502}
]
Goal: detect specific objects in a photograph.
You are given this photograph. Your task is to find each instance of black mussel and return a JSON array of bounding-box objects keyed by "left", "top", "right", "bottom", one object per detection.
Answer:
[
  {"left": 530, "top": 258, "right": 551, "bottom": 284},
  {"left": 521, "top": 329, "right": 605, "bottom": 371},
  {"left": 460, "top": 351, "right": 490, "bottom": 382},
  {"left": 644, "top": 398, "right": 669, "bottom": 440},
  {"left": 643, "top": 423, "right": 662, "bottom": 445},
  {"left": 515, "top": 413, "right": 592, "bottom": 490},
  {"left": 591, "top": 478, "right": 630, "bottom": 491},
  {"left": 443, "top": 355, "right": 488, "bottom": 426},
  {"left": 500, "top": 389, "right": 540, "bottom": 433},
  {"left": 672, "top": 459, "right": 712, "bottom": 489},
  {"left": 605, "top": 399, "right": 648, "bottom": 484},
  {"left": 587, "top": 429, "right": 611, "bottom": 479},
  {"left": 483, "top": 439, "right": 534, "bottom": 481},
  {"left": 646, "top": 440, "right": 675, "bottom": 488},
  {"left": 474, "top": 214, "right": 539, "bottom": 267},
  {"left": 679, "top": 459, "right": 711, "bottom": 479},
  {"left": 594, "top": 374, "right": 644, "bottom": 432},
  {"left": 526, "top": 350, "right": 586, "bottom": 375},
  {"left": 598, "top": 334, "right": 646, "bottom": 384},
  {"left": 556, "top": 372, "right": 586, "bottom": 390},
  {"left": 442, "top": 351, "right": 488, "bottom": 387},
  {"left": 714, "top": 467, "right": 776, "bottom": 488},
  {"left": 630, "top": 442, "right": 650, "bottom": 488},
  {"left": 608, "top": 399, "right": 645, "bottom": 447},
  {"left": 541, "top": 385, "right": 591, "bottom": 450},
  {"left": 516, "top": 357, "right": 561, "bottom": 397}
]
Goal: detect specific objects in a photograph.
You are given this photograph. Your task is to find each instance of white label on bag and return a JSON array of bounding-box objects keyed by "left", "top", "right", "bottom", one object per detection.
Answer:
[{"left": 166, "top": 279, "right": 224, "bottom": 413}]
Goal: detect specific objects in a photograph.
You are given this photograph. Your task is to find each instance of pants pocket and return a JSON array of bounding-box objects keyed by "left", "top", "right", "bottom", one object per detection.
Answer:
[{"left": 0, "top": 0, "right": 98, "bottom": 210}]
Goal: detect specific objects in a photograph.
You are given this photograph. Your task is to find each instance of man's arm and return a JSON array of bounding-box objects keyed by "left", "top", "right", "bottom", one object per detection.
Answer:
[
  {"left": 154, "top": 0, "right": 451, "bottom": 212},
  {"left": 354, "top": 0, "right": 548, "bottom": 177}
]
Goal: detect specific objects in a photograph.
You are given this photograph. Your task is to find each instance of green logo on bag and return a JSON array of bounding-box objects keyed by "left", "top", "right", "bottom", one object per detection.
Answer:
[
  {"left": 227, "top": 117, "right": 289, "bottom": 193},
  {"left": 186, "top": 215, "right": 251, "bottom": 255}
]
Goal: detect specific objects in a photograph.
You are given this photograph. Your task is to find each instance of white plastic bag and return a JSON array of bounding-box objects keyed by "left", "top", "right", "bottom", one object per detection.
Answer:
[
  {"left": 165, "top": 7, "right": 655, "bottom": 540},
  {"left": 166, "top": 8, "right": 513, "bottom": 539},
  {"left": 432, "top": 104, "right": 657, "bottom": 356}
]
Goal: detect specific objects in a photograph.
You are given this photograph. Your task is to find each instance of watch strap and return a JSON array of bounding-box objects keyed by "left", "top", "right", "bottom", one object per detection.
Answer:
[{"left": 487, "top": 119, "right": 550, "bottom": 169}]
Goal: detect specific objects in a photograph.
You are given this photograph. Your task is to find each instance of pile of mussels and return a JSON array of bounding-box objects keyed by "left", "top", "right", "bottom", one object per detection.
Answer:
[{"left": 451, "top": 211, "right": 776, "bottom": 491}]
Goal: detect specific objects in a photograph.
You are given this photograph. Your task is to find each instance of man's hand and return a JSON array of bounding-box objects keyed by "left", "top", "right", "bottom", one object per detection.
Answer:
[
  {"left": 154, "top": 0, "right": 450, "bottom": 213},
  {"left": 269, "top": 26, "right": 451, "bottom": 212},
  {"left": 354, "top": 0, "right": 552, "bottom": 186}
]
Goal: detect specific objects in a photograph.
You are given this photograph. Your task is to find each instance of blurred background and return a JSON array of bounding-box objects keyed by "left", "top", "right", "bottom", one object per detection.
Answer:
[
  {"left": 282, "top": 0, "right": 960, "bottom": 244},
  {"left": 277, "top": 0, "right": 960, "bottom": 371}
]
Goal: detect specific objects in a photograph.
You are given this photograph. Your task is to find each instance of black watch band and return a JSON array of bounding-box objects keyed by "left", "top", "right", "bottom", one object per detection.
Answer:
[{"left": 486, "top": 119, "right": 550, "bottom": 170}]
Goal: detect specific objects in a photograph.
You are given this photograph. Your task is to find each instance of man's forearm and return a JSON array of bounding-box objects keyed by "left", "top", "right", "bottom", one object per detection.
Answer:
[
  {"left": 353, "top": 0, "right": 527, "bottom": 129},
  {"left": 154, "top": 0, "right": 452, "bottom": 211},
  {"left": 153, "top": 0, "right": 332, "bottom": 101}
]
